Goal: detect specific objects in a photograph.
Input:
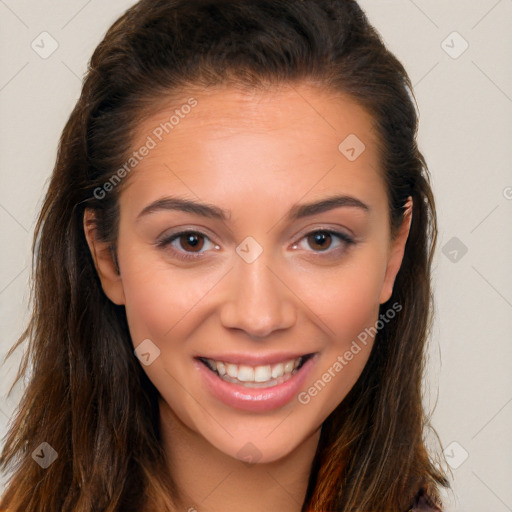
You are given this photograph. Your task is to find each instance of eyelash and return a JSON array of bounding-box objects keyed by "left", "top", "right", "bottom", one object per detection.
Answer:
[{"left": 156, "top": 229, "right": 356, "bottom": 262}]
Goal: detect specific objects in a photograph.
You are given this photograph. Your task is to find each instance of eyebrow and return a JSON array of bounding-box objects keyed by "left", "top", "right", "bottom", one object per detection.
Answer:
[{"left": 136, "top": 194, "right": 370, "bottom": 223}]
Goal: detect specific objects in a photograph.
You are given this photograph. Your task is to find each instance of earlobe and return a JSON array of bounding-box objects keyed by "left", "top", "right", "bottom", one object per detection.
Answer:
[
  {"left": 83, "top": 208, "right": 126, "bottom": 305},
  {"left": 379, "top": 196, "right": 413, "bottom": 305}
]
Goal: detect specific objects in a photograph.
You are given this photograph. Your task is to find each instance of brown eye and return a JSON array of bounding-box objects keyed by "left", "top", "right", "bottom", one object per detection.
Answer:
[
  {"left": 293, "top": 229, "right": 356, "bottom": 258},
  {"left": 156, "top": 230, "right": 217, "bottom": 262},
  {"left": 306, "top": 231, "right": 333, "bottom": 251},
  {"left": 178, "top": 232, "right": 205, "bottom": 252}
]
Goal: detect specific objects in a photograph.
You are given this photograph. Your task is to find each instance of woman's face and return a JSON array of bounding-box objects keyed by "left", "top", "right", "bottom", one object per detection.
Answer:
[{"left": 85, "top": 84, "right": 411, "bottom": 463}]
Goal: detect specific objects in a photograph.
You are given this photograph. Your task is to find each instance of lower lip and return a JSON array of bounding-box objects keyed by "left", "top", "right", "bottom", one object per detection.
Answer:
[{"left": 194, "top": 354, "right": 318, "bottom": 412}]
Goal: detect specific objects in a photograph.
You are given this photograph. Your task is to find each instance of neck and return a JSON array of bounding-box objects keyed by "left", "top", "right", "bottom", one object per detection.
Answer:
[{"left": 157, "top": 397, "right": 321, "bottom": 512}]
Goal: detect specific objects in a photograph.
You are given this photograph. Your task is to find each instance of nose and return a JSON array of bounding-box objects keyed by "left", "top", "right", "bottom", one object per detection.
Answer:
[{"left": 219, "top": 250, "right": 297, "bottom": 338}]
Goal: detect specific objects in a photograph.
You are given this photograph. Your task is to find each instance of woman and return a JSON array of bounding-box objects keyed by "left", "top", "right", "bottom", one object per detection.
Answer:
[{"left": 0, "top": 0, "right": 451, "bottom": 510}]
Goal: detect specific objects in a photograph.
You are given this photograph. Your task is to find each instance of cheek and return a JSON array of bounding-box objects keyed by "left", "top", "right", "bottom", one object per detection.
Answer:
[
  {"left": 118, "top": 244, "right": 206, "bottom": 345},
  {"left": 296, "top": 260, "right": 386, "bottom": 415},
  {"left": 291, "top": 250, "right": 387, "bottom": 343}
]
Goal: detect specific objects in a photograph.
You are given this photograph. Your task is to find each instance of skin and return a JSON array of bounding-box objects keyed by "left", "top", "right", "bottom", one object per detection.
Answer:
[{"left": 84, "top": 83, "right": 412, "bottom": 512}]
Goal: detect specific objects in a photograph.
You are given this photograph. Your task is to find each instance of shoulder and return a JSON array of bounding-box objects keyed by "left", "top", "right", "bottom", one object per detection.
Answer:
[{"left": 408, "top": 487, "right": 443, "bottom": 512}]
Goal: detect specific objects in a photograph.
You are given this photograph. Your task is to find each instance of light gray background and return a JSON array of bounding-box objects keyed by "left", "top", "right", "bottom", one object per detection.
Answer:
[{"left": 0, "top": 1, "right": 511, "bottom": 510}]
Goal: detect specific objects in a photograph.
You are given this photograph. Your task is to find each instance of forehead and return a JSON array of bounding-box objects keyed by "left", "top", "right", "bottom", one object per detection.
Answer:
[
  {"left": 136, "top": 83, "right": 378, "bottom": 143},
  {"left": 122, "top": 84, "right": 385, "bottom": 212}
]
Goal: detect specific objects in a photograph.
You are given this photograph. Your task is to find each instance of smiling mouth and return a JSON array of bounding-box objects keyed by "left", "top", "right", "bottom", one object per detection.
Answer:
[{"left": 197, "top": 354, "right": 315, "bottom": 389}]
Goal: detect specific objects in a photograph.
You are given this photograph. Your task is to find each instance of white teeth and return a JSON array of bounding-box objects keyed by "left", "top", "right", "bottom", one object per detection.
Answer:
[
  {"left": 284, "top": 360, "right": 295, "bottom": 373},
  {"left": 216, "top": 361, "right": 226, "bottom": 376},
  {"left": 237, "top": 365, "right": 254, "bottom": 382},
  {"left": 226, "top": 363, "right": 238, "bottom": 378},
  {"left": 254, "top": 365, "right": 272, "bottom": 382},
  {"left": 271, "top": 363, "right": 284, "bottom": 379},
  {"left": 204, "top": 356, "right": 304, "bottom": 385}
]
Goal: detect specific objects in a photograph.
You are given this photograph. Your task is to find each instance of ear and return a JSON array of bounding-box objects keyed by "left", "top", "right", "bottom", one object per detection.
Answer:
[
  {"left": 379, "top": 196, "right": 413, "bottom": 304},
  {"left": 83, "top": 208, "right": 125, "bottom": 305}
]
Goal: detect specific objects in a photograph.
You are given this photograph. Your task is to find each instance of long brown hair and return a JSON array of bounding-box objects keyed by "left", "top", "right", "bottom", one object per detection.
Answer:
[{"left": 0, "top": 1, "right": 451, "bottom": 510}]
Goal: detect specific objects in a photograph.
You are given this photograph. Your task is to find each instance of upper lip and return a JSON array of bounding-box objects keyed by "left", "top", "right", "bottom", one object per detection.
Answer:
[{"left": 195, "top": 352, "right": 315, "bottom": 366}]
